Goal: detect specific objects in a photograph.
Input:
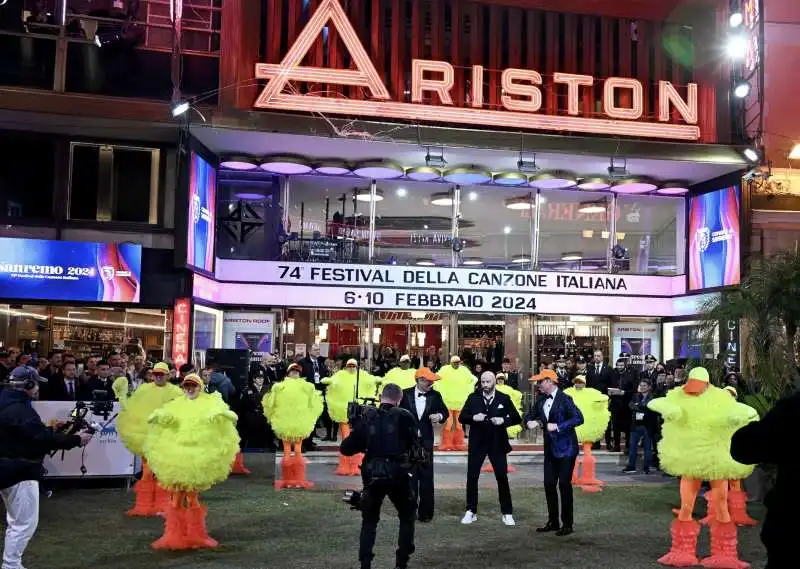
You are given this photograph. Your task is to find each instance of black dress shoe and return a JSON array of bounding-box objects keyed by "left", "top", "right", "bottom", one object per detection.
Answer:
[
  {"left": 555, "top": 527, "right": 573, "bottom": 536},
  {"left": 417, "top": 516, "right": 433, "bottom": 523},
  {"left": 536, "top": 522, "right": 560, "bottom": 533}
]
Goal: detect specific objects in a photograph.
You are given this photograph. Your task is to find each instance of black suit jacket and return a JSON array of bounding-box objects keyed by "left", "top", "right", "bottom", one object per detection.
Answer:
[
  {"left": 301, "top": 356, "right": 328, "bottom": 390},
  {"left": 587, "top": 362, "right": 612, "bottom": 394},
  {"left": 399, "top": 387, "right": 448, "bottom": 450},
  {"left": 459, "top": 391, "right": 522, "bottom": 454},
  {"left": 524, "top": 389, "right": 583, "bottom": 458}
]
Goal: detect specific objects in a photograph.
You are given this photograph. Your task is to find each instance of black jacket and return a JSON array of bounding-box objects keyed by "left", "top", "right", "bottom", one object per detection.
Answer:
[
  {"left": 629, "top": 392, "right": 659, "bottom": 431},
  {"left": 731, "top": 392, "right": 800, "bottom": 560},
  {"left": 459, "top": 390, "right": 521, "bottom": 454},
  {"left": 341, "top": 404, "right": 419, "bottom": 461},
  {"left": 399, "top": 387, "right": 449, "bottom": 450},
  {"left": 300, "top": 356, "right": 328, "bottom": 390},
  {"left": 587, "top": 362, "right": 613, "bottom": 394},
  {"left": 0, "top": 390, "right": 81, "bottom": 489}
]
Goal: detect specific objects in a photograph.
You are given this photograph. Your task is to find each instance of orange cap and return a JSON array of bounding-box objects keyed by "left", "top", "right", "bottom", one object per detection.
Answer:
[
  {"left": 415, "top": 367, "right": 440, "bottom": 382},
  {"left": 531, "top": 369, "right": 558, "bottom": 383},
  {"left": 683, "top": 367, "right": 710, "bottom": 395},
  {"left": 181, "top": 373, "right": 203, "bottom": 388}
]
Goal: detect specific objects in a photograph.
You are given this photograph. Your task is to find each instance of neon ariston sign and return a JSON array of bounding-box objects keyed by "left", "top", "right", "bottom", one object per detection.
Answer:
[{"left": 254, "top": 0, "right": 700, "bottom": 141}]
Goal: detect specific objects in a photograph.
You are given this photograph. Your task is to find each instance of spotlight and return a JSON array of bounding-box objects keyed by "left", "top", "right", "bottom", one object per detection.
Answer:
[
  {"left": 503, "top": 226, "right": 512, "bottom": 235},
  {"left": 171, "top": 101, "right": 190, "bottom": 117},
  {"left": 425, "top": 147, "right": 447, "bottom": 168},
  {"left": 468, "top": 191, "right": 478, "bottom": 201},
  {"left": 743, "top": 148, "right": 759, "bottom": 163},
  {"left": 789, "top": 144, "right": 800, "bottom": 160},
  {"left": 733, "top": 82, "right": 750, "bottom": 98},
  {"left": 726, "top": 34, "right": 747, "bottom": 59},
  {"left": 729, "top": 12, "right": 743, "bottom": 28},
  {"left": 396, "top": 187, "right": 408, "bottom": 197}
]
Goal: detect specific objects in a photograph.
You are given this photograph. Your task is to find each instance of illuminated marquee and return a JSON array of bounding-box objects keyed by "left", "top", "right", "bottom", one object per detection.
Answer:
[{"left": 254, "top": 0, "right": 700, "bottom": 141}]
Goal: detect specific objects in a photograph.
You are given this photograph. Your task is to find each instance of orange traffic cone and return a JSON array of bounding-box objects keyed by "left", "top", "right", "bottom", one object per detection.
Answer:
[
  {"left": 231, "top": 452, "right": 251, "bottom": 474},
  {"left": 481, "top": 461, "right": 494, "bottom": 473},
  {"left": 577, "top": 443, "right": 604, "bottom": 493},
  {"left": 657, "top": 519, "right": 701, "bottom": 567},
  {"left": 700, "top": 520, "right": 749, "bottom": 569},
  {"left": 571, "top": 456, "right": 581, "bottom": 484}
]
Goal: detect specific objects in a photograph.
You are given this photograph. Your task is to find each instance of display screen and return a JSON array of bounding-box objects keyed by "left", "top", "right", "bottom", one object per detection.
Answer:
[
  {"left": 672, "top": 324, "right": 705, "bottom": 359},
  {"left": 688, "top": 185, "right": 741, "bottom": 291},
  {"left": 0, "top": 238, "right": 141, "bottom": 302},
  {"left": 187, "top": 151, "right": 216, "bottom": 273},
  {"left": 235, "top": 332, "right": 273, "bottom": 353}
]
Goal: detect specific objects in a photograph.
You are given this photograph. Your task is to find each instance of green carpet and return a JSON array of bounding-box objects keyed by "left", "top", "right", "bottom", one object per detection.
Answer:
[{"left": 21, "top": 463, "right": 767, "bottom": 569}]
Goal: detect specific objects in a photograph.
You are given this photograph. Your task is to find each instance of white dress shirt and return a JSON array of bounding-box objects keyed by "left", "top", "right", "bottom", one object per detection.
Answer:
[
  {"left": 414, "top": 387, "right": 427, "bottom": 419},
  {"left": 543, "top": 387, "right": 558, "bottom": 421}
]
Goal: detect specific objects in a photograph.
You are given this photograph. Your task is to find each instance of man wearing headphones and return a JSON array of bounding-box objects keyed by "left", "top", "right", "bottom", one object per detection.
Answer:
[{"left": 0, "top": 365, "right": 92, "bottom": 569}]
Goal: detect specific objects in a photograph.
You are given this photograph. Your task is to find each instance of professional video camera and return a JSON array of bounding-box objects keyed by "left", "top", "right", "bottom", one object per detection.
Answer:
[
  {"left": 56, "top": 391, "right": 114, "bottom": 436},
  {"left": 346, "top": 365, "right": 378, "bottom": 425}
]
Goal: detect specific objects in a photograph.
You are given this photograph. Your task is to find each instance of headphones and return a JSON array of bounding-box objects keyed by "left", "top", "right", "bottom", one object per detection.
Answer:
[{"left": 22, "top": 377, "right": 37, "bottom": 391}]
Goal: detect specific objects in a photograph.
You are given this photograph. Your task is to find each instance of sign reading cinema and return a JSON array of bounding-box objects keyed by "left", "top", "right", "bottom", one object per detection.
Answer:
[{"left": 254, "top": 0, "right": 700, "bottom": 140}]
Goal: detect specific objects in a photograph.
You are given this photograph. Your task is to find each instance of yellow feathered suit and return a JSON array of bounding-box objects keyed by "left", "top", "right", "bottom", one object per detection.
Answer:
[
  {"left": 380, "top": 366, "right": 417, "bottom": 390},
  {"left": 433, "top": 363, "right": 476, "bottom": 451},
  {"left": 264, "top": 375, "right": 324, "bottom": 489},
  {"left": 481, "top": 381, "right": 523, "bottom": 473},
  {"left": 143, "top": 381, "right": 240, "bottom": 550},
  {"left": 564, "top": 384, "right": 610, "bottom": 493},
  {"left": 323, "top": 366, "right": 378, "bottom": 475},
  {"left": 648, "top": 367, "right": 757, "bottom": 569},
  {"left": 113, "top": 375, "right": 182, "bottom": 517}
]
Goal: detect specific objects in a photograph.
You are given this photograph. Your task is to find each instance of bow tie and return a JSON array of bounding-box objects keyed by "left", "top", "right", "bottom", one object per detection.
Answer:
[
  {"left": 545, "top": 394, "right": 554, "bottom": 400},
  {"left": 417, "top": 392, "right": 428, "bottom": 398}
]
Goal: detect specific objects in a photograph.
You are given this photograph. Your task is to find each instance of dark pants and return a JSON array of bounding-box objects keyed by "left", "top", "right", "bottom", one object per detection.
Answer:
[
  {"left": 359, "top": 476, "right": 417, "bottom": 569},
  {"left": 626, "top": 426, "right": 653, "bottom": 470},
  {"left": 605, "top": 400, "right": 629, "bottom": 450},
  {"left": 466, "top": 447, "right": 513, "bottom": 515},
  {"left": 413, "top": 454, "right": 435, "bottom": 520},
  {"left": 321, "top": 401, "right": 338, "bottom": 440},
  {"left": 543, "top": 451, "right": 577, "bottom": 528}
]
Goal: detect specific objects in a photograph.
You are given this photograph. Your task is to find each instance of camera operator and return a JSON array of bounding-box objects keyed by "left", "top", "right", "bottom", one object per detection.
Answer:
[
  {"left": 341, "top": 383, "right": 420, "bottom": 569},
  {"left": 0, "top": 366, "right": 92, "bottom": 569}
]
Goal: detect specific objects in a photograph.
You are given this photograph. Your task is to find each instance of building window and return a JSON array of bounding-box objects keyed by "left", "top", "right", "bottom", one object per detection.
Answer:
[
  {"left": 0, "top": 132, "right": 55, "bottom": 219},
  {"left": 68, "top": 142, "right": 160, "bottom": 224}
]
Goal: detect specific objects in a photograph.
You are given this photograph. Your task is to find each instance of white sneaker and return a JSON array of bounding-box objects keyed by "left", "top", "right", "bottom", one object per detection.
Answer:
[
  {"left": 461, "top": 511, "right": 477, "bottom": 524},
  {"left": 502, "top": 514, "right": 516, "bottom": 526}
]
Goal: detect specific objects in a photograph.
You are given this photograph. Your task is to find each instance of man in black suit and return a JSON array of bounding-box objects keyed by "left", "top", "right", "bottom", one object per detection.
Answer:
[
  {"left": 525, "top": 369, "right": 584, "bottom": 536},
  {"left": 459, "top": 371, "right": 522, "bottom": 526},
  {"left": 399, "top": 367, "right": 448, "bottom": 522},
  {"left": 555, "top": 356, "right": 571, "bottom": 386},
  {"left": 47, "top": 361, "right": 81, "bottom": 401},
  {"left": 587, "top": 349, "right": 612, "bottom": 394},
  {"left": 606, "top": 357, "right": 634, "bottom": 452},
  {"left": 300, "top": 344, "right": 330, "bottom": 446},
  {"left": 639, "top": 354, "right": 659, "bottom": 385}
]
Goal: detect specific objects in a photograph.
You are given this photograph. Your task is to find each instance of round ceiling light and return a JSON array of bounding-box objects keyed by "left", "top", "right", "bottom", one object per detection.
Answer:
[
  {"left": 529, "top": 170, "right": 578, "bottom": 189},
  {"left": 406, "top": 166, "right": 442, "bottom": 182},
  {"left": 504, "top": 196, "right": 534, "bottom": 210},
  {"left": 493, "top": 172, "right": 528, "bottom": 186},
  {"left": 656, "top": 181, "right": 691, "bottom": 195},
  {"left": 430, "top": 192, "right": 454, "bottom": 206},
  {"left": 443, "top": 165, "right": 491, "bottom": 185},
  {"left": 577, "top": 200, "right": 607, "bottom": 214},
  {"left": 462, "top": 258, "right": 484, "bottom": 266},
  {"left": 576, "top": 176, "right": 611, "bottom": 191},
  {"left": 354, "top": 188, "right": 385, "bottom": 202},
  {"left": 315, "top": 159, "right": 352, "bottom": 176},
  {"left": 234, "top": 191, "right": 266, "bottom": 200},
  {"left": 260, "top": 155, "right": 313, "bottom": 175},
  {"left": 512, "top": 255, "right": 532, "bottom": 264},
  {"left": 415, "top": 259, "right": 436, "bottom": 266},
  {"left": 612, "top": 177, "right": 658, "bottom": 194},
  {"left": 561, "top": 252, "right": 583, "bottom": 261},
  {"left": 353, "top": 160, "right": 404, "bottom": 179},
  {"left": 220, "top": 155, "right": 258, "bottom": 170}
]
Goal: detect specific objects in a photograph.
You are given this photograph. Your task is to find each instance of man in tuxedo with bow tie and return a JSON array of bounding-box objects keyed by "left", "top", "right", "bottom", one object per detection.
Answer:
[
  {"left": 459, "top": 371, "right": 522, "bottom": 526},
  {"left": 526, "top": 369, "right": 584, "bottom": 536},
  {"left": 399, "top": 367, "right": 448, "bottom": 522}
]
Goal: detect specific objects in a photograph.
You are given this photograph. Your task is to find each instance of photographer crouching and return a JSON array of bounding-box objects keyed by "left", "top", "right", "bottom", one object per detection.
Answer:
[
  {"left": 341, "top": 383, "right": 424, "bottom": 569},
  {"left": 0, "top": 366, "right": 92, "bottom": 569}
]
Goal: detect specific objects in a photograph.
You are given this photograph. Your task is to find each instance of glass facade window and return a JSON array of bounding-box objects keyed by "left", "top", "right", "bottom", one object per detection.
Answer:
[
  {"left": 192, "top": 305, "right": 222, "bottom": 367},
  {"left": 215, "top": 172, "right": 685, "bottom": 276}
]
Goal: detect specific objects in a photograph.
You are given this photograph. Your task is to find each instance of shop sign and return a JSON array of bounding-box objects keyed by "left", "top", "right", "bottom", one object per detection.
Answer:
[
  {"left": 215, "top": 260, "right": 682, "bottom": 297},
  {"left": 172, "top": 298, "right": 191, "bottom": 368},
  {"left": 254, "top": 0, "right": 699, "bottom": 141},
  {"left": 723, "top": 319, "right": 740, "bottom": 370}
]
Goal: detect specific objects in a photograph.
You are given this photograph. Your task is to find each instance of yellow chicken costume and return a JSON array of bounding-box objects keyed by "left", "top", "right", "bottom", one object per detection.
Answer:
[
  {"left": 482, "top": 372, "right": 523, "bottom": 473},
  {"left": 565, "top": 376, "right": 610, "bottom": 493},
  {"left": 379, "top": 355, "right": 417, "bottom": 390},
  {"left": 322, "top": 359, "right": 378, "bottom": 476},
  {"left": 264, "top": 363, "right": 324, "bottom": 489},
  {"left": 144, "top": 373, "right": 240, "bottom": 550},
  {"left": 113, "top": 362, "right": 182, "bottom": 517},
  {"left": 648, "top": 367, "right": 757, "bottom": 569},
  {"left": 434, "top": 355, "right": 477, "bottom": 451}
]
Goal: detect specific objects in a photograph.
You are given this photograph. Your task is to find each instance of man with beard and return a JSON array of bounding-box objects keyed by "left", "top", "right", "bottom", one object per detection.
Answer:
[
  {"left": 555, "top": 356, "right": 571, "bottom": 386},
  {"left": 605, "top": 358, "right": 634, "bottom": 452},
  {"left": 459, "top": 371, "right": 521, "bottom": 526},
  {"left": 500, "top": 358, "right": 520, "bottom": 390},
  {"left": 639, "top": 354, "right": 659, "bottom": 385}
]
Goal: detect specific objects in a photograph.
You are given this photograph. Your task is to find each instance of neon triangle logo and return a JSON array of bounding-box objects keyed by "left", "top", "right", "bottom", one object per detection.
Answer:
[{"left": 255, "top": 0, "right": 390, "bottom": 107}]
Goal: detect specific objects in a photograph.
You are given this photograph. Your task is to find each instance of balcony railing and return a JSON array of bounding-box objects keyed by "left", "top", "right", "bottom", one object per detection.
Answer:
[{"left": 0, "top": 0, "right": 220, "bottom": 102}]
